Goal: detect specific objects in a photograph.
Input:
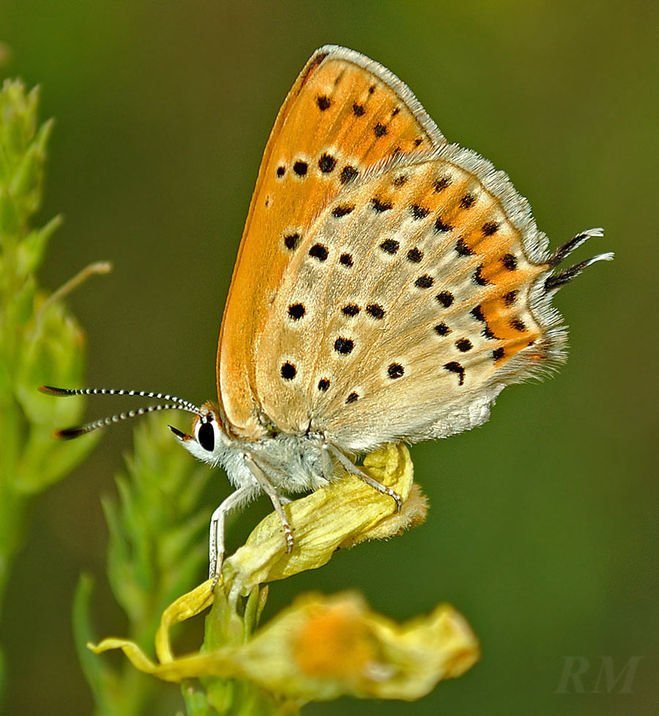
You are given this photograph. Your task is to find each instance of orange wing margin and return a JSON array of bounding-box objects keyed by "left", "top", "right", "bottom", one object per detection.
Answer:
[{"left": 217, "top": 45, "right": 445, "bottom": 437}]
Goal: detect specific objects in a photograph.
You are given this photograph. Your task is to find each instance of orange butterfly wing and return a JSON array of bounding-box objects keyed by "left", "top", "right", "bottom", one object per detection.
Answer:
[{"left": 217, "top": 46, "right": 446, "bottom": 437}]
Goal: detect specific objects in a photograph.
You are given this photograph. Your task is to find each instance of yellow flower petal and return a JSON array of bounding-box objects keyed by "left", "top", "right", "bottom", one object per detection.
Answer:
[
  {"left": 89, "top": 590, "right": 479, "bottom": 703},
  {"left": 222, "top": 444, "right": 426, "bottom": 598},
  {"left": 341, "top": 483, "right": 428, "bottom": 547},
  {"left": 155, "top": 578, "right": 215, "bottom": 663},
  {"left": 89, "top": 637, "right": 160, "bottom": 674},
  {"left": 292, "top": 598, "right": 373, "bottom": 680},
  {"left": 236, "top": 592, "right": 479, "bottom": 701}
]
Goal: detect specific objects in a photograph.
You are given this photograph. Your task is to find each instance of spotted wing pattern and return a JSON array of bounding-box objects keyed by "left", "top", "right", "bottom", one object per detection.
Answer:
[
  {"left": 217, "top": 46, "right": 445, "bottom": 437},
  {"left": 255, "top": 146, "right": 580, "bottom": 451}
]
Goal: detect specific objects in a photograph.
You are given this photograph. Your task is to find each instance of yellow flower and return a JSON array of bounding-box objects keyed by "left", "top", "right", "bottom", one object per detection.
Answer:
[
  {"left": 89, "top": 444, "right": 479, "bottom": 706},
  {"left": 222, "top": 443, "right": 427, "bottom": 598},
  {"left": 91, "top": 588, "right": 479, "bottom": 703}
]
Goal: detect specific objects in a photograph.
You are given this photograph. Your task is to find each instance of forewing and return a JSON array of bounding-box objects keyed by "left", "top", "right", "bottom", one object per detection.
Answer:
[
  {"left": 255, "top": 147, "right": 563, "bottom": 451},
  {"left": 217, "top": 45, "right": 445, "bottom": 436}
]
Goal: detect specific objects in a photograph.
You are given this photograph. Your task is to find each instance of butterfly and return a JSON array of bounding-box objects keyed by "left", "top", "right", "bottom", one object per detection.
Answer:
[{"left": 42, "top": 45, "right": 612, "bottom": 584}]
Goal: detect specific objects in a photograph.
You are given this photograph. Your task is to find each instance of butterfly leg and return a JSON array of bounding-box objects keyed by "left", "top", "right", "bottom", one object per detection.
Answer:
[
  {"left": 320, "top": 442, "right": 335, "bottom": 480},
  {"left": 327, "top": 445, "right": 402, "bottom": 513},
  {"left": 209, "top": 485, "right": 254, "bottom": 590},
  {"left": 244, "top": 455, "right": 295, "bottom": 553}
]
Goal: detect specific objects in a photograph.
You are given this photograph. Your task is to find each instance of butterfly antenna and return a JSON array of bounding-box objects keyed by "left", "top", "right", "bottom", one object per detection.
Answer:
[
  {"left": 39, "top": 386, "right": 204, "bottom": 440},
  {"left": 545, "top": 227, "right": 613, "bottom": 292}
]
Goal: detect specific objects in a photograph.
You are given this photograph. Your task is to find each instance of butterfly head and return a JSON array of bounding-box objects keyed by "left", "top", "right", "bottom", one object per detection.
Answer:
[{"left": 168, "top": 403, "right": 230, "bottom": 466}]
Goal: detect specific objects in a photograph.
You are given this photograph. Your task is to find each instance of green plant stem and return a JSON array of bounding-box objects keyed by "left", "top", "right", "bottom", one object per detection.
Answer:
[{"left": 181, "top": 587, "right": 301, "bottom": 716}]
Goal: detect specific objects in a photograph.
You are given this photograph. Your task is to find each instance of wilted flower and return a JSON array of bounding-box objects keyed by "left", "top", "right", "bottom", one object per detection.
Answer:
[
  {"left": 92, "top": 582, "right": 478, "bottom": 704},
  {"left": 90, "top": 444, "right": 479, "bottom": 708},
  {"left": 222, "top": 443, "right": 427, "bottom": 598}
]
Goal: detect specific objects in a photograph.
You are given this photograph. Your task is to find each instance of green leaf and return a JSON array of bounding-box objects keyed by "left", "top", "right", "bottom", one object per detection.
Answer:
[
  {"left": 0, "top": 187, "right": 20, "bottom": 238},
  {"left": 73, "top": 575, "right": 119, "bottom": 715},
  {"left": 16, "top": 215, "right": 62, "bottom": 277}
]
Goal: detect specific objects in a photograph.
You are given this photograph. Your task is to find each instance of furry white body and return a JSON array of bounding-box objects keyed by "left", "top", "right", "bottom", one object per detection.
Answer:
[{"left": 175, "top": 409, "right": 401, "bottom": 581}]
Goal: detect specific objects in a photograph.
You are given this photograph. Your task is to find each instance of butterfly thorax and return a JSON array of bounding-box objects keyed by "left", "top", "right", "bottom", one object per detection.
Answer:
[
  {"left": 180, "top": 404, "right": 334, "bottom": 495},
  {"left": 234, "top": 431, "right": 334, "bottom": 494}
]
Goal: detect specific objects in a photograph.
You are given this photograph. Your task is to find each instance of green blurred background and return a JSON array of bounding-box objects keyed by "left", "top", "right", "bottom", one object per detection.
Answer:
[{"left": 1, "top": 1, "right": 656, "bottom": 714}]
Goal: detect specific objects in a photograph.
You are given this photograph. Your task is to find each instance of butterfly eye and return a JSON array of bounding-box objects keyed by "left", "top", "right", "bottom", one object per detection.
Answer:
[{"left": 197, "top": 420, "right": 215, "bottom": 452}]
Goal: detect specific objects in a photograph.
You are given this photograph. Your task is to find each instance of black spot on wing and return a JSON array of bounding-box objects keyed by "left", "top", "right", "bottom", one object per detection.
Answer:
[
  {"left": 502, "top": 253, "right": 518, "bottom": 270},
  {"left": 366, "top": 304, "right": 385, "bottom": 319},
  {"left": 470, "top": 305, "right": 485, "bottom": 321},
  {"left": 455, "top": 239, "right": 474, "bottom": 256},
  {"left": 415, "top": 274, "right": 434, "bottom": 289},
  {"left": 339, "top": 253, "right": 354, "bottom": 267},
  {"left": 309, "top": 244, "right": 328, "bottom": 261},
  {"left": 459, "top": 193, "right": 476, "bottom": 209},
  {"left": 473, "top": 264, "right": 490, "bottom": 285},
  {"left": 318, "top": 153, "right": 336, "bottom": 173},
  {"left": 380, "top": 239, "right": 399, "bottom": 254},
  {"left": 434, "top": 216, "right": 453, "bottom": 233},
  {"left": 410, "top": 204, "right": 430, "bottom": 220},
  {"left": 372, "top": 197, "right": 393, "bottom": 213},
  {"left": 483, "top": 324, "right": 498, "bottom": 340},
  {"left": 287, "top": 303, "right": 305, "bottom": 320},
  {"left": 332, "top": 204, "right": 354, "bottom": 218},
  {"left": 433, "top": 176, "right": 452, "bottom": 192},
  {"left": 341, "top": 304, "right": 360, "bottom": 317},
  {"left": 436, "top": 290, "right": 454, "bottom": 307},
  {"left": 443, "top": 361, "right": 465, "bottom": 386},
  {"left": 340, "top": 165, "right": 358, "bottom": 184},
  {"left": 293, "top": 161, "right": 308, "bottom": 176},
  {"left": 284, "top": 233, "right": 300, "bottom": 250},
  {"left": 334, "top": 337, "right": 354, "bottom": 354}
]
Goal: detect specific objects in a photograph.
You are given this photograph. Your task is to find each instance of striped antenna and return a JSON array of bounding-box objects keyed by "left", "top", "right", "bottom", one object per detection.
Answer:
[{"left": 39, "top": 385, "right": 204, "bottom": 440}]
